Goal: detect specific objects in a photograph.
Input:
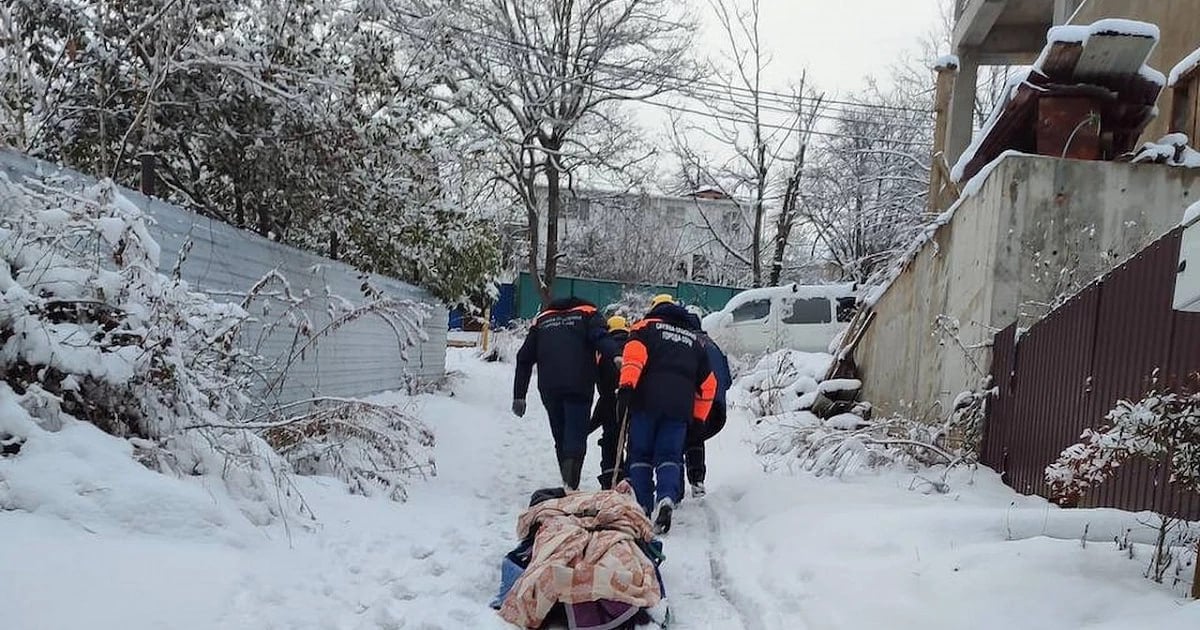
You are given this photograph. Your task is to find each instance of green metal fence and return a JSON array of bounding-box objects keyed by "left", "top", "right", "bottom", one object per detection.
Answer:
[{"left": 514, "top": 272, "right": 746, "bottom": 320}]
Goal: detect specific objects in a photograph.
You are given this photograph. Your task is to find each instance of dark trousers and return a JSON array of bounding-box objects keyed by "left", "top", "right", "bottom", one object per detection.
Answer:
[
  {"left": 680, "top": 403, "right": 727, "bottom": 494},
  {"left": 592, "top": 394, "right": 624, "bottom": 489},
  {"left": 627, "top": 410, "right": 688, "bottom": 515},
  {"left": 541, "top": 393, "right": 592, "bottom": 463}
]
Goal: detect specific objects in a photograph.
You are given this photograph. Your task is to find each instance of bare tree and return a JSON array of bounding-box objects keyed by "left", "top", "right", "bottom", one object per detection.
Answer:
[
  {"left": 558, "top": 192, "right": 686, "bottom": 284},
  {"left": 769, "top": 79, "right": 823, "bottom": 286},
  {"left": 800, "top": 80, "right": 934, "bottom": 284},
  {"left": 669, "top": 0, "right": 822, "bottom": 288},
  {"left": 400, "top": 0, "right": 694, "bottom": 306}
]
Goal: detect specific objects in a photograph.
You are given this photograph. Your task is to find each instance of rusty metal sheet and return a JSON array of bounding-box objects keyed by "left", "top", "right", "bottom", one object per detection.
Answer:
[
  {"left": 982, "top": 325, "right": 1016, "bottom": 475},
  {"left": 1038, "top": 41, "right": 1083, "bottom": 82}
]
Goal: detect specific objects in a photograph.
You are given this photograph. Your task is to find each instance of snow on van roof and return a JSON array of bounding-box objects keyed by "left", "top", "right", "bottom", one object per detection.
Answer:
[{"left": 721, "top": 283, "right": 855, "bottom": 312}]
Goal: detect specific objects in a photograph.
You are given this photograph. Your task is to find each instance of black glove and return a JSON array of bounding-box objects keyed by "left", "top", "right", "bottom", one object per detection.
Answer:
[
  {"left": 616, "top": 387, "right": 634, "bottom": 420},
  {"left": 512, "top": 399, "right": 527, "bottom": 418}
]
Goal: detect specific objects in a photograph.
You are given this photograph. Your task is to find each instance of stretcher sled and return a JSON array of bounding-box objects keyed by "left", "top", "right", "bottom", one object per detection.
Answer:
[{"left": 490, "top": 483, "right": 672, "bottom": 629}]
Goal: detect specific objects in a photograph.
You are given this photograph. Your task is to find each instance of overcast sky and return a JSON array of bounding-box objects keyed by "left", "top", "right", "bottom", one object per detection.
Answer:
[
  {"left": 620, "top": 0, "right": 946, "bottom": 190},
  {"left": 699, "top": 0, "right": 947, "bottom": 97}
]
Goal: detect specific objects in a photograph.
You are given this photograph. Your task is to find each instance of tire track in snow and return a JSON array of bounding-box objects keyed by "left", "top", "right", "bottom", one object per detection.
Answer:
[{"left": 699, "top": 499, "right": 764, "bottom": 630}]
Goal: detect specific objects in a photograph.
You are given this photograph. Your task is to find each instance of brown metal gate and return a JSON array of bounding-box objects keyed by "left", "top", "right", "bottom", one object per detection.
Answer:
[{"left": 983, "top": 229, "right": 1200, "bottom": 519}]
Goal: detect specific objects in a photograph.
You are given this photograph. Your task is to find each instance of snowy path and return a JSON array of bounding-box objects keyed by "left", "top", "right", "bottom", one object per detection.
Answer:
[
  {"left": 5, "top": 349, "right": 1200, "bottom": 629},
  {"left": 214, "top": 349, "right": 766, "bottom": 629}
]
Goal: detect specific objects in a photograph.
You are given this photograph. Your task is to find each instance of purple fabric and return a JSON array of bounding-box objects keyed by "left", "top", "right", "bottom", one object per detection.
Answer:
[{"left": 565, "top": 599, "right": 643, "bottom": 630}]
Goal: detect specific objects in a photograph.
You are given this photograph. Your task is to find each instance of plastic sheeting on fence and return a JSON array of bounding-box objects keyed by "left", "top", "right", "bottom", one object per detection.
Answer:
[{"left": 0, "top": 149, "right": 447, "bottom": 402}]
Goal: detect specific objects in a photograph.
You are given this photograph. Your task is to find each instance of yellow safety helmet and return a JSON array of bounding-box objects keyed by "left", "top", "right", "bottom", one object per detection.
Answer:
[
  {"left": 650, "top": 294, "right": 675, "bottom": 308},
  {"left": 607, "top": 315, "right": 629, "bottom": 332}
]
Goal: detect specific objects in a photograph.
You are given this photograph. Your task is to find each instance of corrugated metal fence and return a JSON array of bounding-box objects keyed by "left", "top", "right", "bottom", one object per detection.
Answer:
[
  {"left": 0, "top": 150, "right": 446, "bottom": 403},
  {"left": 983, "top": 228, "right": 1200, "bottom": 519}
]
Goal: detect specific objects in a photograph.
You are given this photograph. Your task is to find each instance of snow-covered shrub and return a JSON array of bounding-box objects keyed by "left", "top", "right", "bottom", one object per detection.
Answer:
[
  {"left": 480, "top": 323, "right": 527, "bottom": 363},
  {"left": 0, "top": 174, "right": 434, "bottom": 524},
  {"left": 603, "top": 288, "right": 658, "bottom": 321},
  {"left": 0, "top": 175, "right": 297, "bottom": 520},
  {"left": 743, "top": 349, "right": 978, "bottom": 484},
  {"left": 1047, "top": 389, "right": 1200, "bottom": 589},
  {"left": 1046, "top": 390, "right": 1200, "bottom": 508},
  {"left": 757, "top": 412, "right": 960, "bottom": 481},
  {"left": 261, "top": 400, "right": 435, "bottom": 501},
  {"left": 944, "top": 378, "right": 993, "bottom": 460},
  {"left": 737, "top": 350, "right": 833, "bottom": 418}
]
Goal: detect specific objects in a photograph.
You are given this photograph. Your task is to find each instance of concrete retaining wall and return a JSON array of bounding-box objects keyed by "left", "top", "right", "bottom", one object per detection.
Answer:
[{"left": 856, "top": 155, "right": 1200, "bottom": 417}]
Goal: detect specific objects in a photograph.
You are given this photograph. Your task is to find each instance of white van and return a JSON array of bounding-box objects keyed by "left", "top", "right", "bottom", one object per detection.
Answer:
[{"left": 701, "top": 283, "right": 856, "bottom": 355}]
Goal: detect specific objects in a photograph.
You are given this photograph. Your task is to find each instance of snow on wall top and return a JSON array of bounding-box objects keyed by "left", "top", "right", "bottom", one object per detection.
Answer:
[
  {"left": 1169, "top": 47, "right": 1200, "bottom": 87},
  {"left": 1183, "top": 200, "right": 1200, "bottom": 228},
  {"left": 865, "top": 150, "right": 1023, "bottom": 308}
]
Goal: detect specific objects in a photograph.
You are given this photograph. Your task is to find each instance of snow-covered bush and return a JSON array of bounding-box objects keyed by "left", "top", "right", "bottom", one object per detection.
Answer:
[
  {"left": 738, "top": 349, "right": 833, "bottom": 418},
  {"left": 1046, "top": 389, "right": 1200, "bottom": 589},
  {"left": 261, "top": 400, "right": 435, "bottom": 501},
  {"left": 0, "top": 175, "right": 296, "bottom": 519},
  {"left": 0, "top": 174, "right": 434, "bottom": 524},
  {"left": 603, "top": 288, "right": 659, "bottom": 321},
  {"left": 1046, "top": 390, "right": 1200, "bottom": 508},
  {"left": 479, "top": 324, "right": 527, "bottom": 363},
  {"left": 757, "top": 412, "right": 962, "bottom": 481},
  {"left": 744, "top": 349, "right": 977, "bottom": 484}
]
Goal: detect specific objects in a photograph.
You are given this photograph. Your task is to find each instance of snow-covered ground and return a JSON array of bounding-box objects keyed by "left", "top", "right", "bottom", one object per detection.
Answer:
[{"left": 3, "top": 349, "right": 1199, "bottom": 629}]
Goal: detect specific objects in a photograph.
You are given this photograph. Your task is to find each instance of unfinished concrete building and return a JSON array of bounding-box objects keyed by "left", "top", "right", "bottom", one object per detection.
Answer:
[{"left": 847, "top": 1, "right": 1200, "bottom": 418}]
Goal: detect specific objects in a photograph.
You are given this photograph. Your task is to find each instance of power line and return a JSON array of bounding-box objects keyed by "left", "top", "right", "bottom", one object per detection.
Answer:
[
  {"left": 464, "top": 48, "right": 934, "bottom": 142},
  {"left": 640, "top": 98, "right": 932, "bottom": 147},
  {"left": 394, "top": 7, "right": 935, "bottom": 116},
  {"left": 461, "top": 43, "right": 935, "bottom": 133}
]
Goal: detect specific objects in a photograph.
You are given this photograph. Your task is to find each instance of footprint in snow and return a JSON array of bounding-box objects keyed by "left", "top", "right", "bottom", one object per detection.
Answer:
[
  {"left": 411, "top": 544, "right": 435, "bottom": 560},
  {"left": 373, "top": 605, "right": 405, "bottom": 630},
  {"left": 391, "top": 582, "right": 418, "bottom": 601}
]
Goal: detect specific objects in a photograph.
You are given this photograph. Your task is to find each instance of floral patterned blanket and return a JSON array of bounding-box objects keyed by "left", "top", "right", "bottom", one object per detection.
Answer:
[{"left": 499, "top": 482, "right": 663, "bottom": 629}]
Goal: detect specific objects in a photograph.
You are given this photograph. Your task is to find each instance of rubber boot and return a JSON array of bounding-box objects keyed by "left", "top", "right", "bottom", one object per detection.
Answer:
[
  {"left": 653, "top": 498, "right": 674, "bottom": 535},
  {"left": 559, "top": 458, "right": 582, "bottom": 492}
]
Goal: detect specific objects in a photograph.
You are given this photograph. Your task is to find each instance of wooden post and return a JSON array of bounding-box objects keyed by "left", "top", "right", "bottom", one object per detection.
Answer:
[
  {"left": 1193, "top": 539, "right": 1200, "bottom": 599},
  {"left": 139, "top": 152, "right": 156, "bottom": 197},
  {"left": 928, "top": 59, "right": 958, "bottom": 214},
  {"left": 1169, "top": 64, "right": 1199, "bottom": 139},
  {"left": 481, "top": 307, "right": 492, "bottom": 352}
]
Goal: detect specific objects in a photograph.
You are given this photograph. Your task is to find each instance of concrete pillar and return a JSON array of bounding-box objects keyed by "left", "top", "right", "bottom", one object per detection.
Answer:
[
  {"left": 928, "top": 61, "right": 959, "bottom": 212},
  {"left": 946, "top": 50, "right": 980, "bottom": 173}
]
